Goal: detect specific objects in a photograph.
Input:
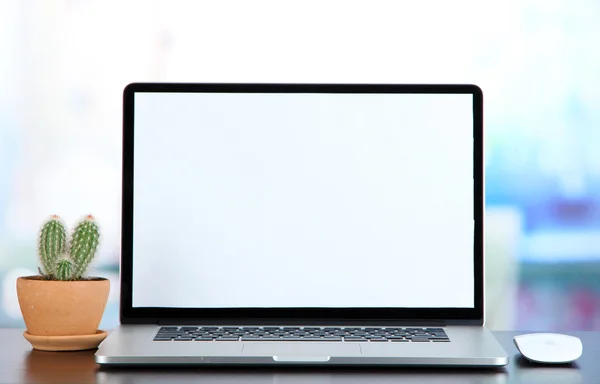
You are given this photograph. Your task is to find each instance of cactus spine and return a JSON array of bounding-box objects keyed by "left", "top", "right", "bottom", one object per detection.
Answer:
[
  {"left": 37, "top": 214, "right": 100, "bottom": 281},
  {"left": 38, "top": 215, "right": 67, "bottom": 278},
  {"left": 70, "top": 215, "right": 100, "bottom": 279}
]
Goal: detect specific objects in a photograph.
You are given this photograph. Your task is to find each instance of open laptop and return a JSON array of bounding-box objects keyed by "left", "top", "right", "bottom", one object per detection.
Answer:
[{"left": 95, "top": 83, "right": 508, "bottom": 367}]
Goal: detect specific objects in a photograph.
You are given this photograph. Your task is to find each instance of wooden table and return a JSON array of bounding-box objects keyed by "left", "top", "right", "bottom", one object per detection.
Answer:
[{"left": 1, "top": 329, "right": 598, "bottom": 383}]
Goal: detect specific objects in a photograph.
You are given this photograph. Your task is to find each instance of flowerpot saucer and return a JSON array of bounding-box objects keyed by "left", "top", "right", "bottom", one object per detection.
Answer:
[{"left": 23, "top": 329, "right": 108, "bottom": 351}]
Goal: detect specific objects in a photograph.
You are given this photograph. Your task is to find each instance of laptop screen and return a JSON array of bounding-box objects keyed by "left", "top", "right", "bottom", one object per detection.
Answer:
[{"left": 130, "top": 88, "right": 475, "bottom": 310}]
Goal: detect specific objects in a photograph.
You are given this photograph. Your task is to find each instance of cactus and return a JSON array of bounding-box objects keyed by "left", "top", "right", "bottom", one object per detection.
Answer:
[
  {"left": 69, "top": 215, "right": 100, "bottom": 279},
  {"left": 38, "top": 215, "right": 67, "bottom": 279},
  {"left": 56, "top": 259, "right": 73, "bottom": 281},
  {"left": 37, "top": 214, "right": 101, "bottom": 281}
]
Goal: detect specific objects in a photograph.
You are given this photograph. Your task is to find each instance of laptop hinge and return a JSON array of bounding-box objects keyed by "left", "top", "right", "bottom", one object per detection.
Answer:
[{"left": 157, "top": 319, "right": 449, "bottom": 326}]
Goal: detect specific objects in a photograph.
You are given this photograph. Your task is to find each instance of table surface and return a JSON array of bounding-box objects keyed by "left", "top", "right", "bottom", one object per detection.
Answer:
[{"left": 0, "top": 329, "right": 597, "bottom": 384}]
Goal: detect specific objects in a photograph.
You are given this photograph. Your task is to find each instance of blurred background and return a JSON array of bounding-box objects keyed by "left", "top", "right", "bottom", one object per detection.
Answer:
[{"left": 1, "top": 0, "right": 599, "bottom": 331}]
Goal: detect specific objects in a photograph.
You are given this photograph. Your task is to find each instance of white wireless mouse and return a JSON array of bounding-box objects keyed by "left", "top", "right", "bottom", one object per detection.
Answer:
[{"left": 514, "top": 333, "right": 583, "bottom": 364}]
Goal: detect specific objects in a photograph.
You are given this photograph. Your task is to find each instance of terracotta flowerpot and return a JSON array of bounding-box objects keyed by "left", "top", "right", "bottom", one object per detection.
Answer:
[{"left": 16, "top": 276, "right": 110, "bottom": 337}]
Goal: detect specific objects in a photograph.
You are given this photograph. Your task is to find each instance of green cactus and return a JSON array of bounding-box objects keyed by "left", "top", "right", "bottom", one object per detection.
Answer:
[
  {"left": 38, "top": 215, "right": 67, "bottom": 279},
  {"left": 69, "top": 215, "right": 100, "bottom": 279},
  {"left": 37, "top": 214, "right": 101, "bottom": 281},
  {"left": 56, "top": 259, "right": 73, "bottom": 281}
]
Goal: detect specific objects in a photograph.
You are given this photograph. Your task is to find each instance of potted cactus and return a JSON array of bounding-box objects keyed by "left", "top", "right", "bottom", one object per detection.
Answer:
[{"left": 16, "top": 214, "right": 110, "bottom": 351}]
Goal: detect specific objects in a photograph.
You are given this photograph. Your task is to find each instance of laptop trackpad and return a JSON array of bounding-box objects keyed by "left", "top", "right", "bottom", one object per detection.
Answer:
[{"left": 242, "top": 343, "right": 361, "bottom": 359}]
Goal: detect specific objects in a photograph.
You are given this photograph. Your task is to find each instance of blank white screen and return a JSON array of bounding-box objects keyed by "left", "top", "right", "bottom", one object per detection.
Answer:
[{"left": 132, "top": 92, "right": 474, "bottom": 308}]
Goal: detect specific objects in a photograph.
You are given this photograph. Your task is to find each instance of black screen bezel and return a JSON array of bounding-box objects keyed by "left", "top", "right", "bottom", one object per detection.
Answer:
[{"left": 120, "top": 83, "right": 484, "bottom": 326}]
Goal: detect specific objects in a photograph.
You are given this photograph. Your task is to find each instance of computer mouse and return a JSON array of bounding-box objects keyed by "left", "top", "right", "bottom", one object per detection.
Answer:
[{"left": 513, "top": 333, "right": 582, "bottom": 364}]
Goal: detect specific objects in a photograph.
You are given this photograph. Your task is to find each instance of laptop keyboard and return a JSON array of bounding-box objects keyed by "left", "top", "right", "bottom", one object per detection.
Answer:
[{"left": 153, "top": 326, "right": 449, "bottom": 342}]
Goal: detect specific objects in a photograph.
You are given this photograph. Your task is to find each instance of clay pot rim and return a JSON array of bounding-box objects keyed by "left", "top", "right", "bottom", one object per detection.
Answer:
[{"left": 19, "top": 275, "right": 108, "bottom": 282}]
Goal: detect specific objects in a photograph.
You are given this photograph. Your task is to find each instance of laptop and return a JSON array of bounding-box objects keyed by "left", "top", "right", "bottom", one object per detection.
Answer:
[{"left": 95, "top": 82, "right": 508, "bottom": 367}]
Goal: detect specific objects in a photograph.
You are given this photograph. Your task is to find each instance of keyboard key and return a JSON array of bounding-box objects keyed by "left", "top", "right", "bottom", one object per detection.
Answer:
[
  {"left": 432, "top": 339, "right": 450, "bottom": 342},
  {"left": 411, "top": 338, "right": 430, "bottom": 342},
  {"left": 154, "top": 337, "right": 172, "bottom": 341},
  {"left": 156, "top": 335, "right": 184, "bottom": 339},
  {"left": 391, "top": 339, "right": 409, "bottom": 342}
]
